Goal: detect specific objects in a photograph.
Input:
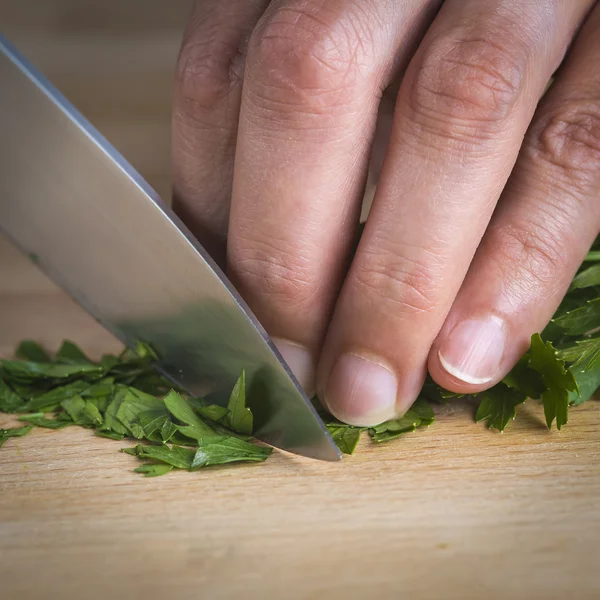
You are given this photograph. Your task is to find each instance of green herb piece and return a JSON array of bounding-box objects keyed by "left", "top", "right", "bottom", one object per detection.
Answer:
[
  {"left": 129, "top": 372, "right": 175, "bottom": 396},
  {"left": 101, "top": 388, "right": 130, "bottom": 436},
  {"left": 569, "top": 264, "right": 600, "bottom": 291},
  {"left": 134, "top": 464, "right": 174, "bottom": 477},
  {"left": 0, "top": 425, "right": 33, "bottom": 448},
  {"left": 0, "top": 360, "right": 104, "bottom": 383},
  {"left": 25, "top": 380, "right": 92, "bottom": 413},
  {"left": 126, "top": 444, "right": 195, "bottom": 469},
  {"left": 225, "top": 370, "right": 253, "bottom": 435},
  {"left": 528, "top": 334, "right": 578, "bottom": 430},
  {"left": 80, "top": 378, "right": 114, "bottom": 413},
  {"left": 191, "top": 437, "right": 272, "bottom": 468},
  {"left": 15, "top": 340, "right": 51, "bottom": 362},
  {"left": 100, "top": 354, "right": 120, "bottom": 370},
  {"left": 369, "top": 410, "right": 422, "bottom": 443},
  {"left": 194, "top": 403, "right": 229, "bottom": 424},
  {"left": 61, "top": 395, "right": 103, "bottom": 428},
  {"left": 0, "top": 379, "right": 25, "bottom": 412},
  {"left": 136, "top": 410, "right": 177, "bottom": 443},
  {"left": 125, "top": 435, "right": 271, "bottom": 472},
  {"left": 80, "top": 377, "right": 114, "bottom": 397},
  {"left": 583, "top": 250, "right": 600, "bottom": 262},
  {"left": 475, "top": 384, "right": 527, "bottom": 431},
  {"left": 119, "top": 341, "right": 158, "bottom": 363},
  {"left": 18, "top": 412, "right": 73, "bottom": 429},
  {"left": 568, "top": 364, "right": 600, "bottom": 406},
  {"left": 558, "top": 336, "right": 600, "bottom": 373},
  {"left": 327, "top": 425, "right": 362, "bottom": 455},
  {"left": 502, "top": 358, "right": 545, "bottom": 400},
  {"left": 163, "top": 390, "right": 216, "bottom": 441},
  {"left": 114, "top": 387, "right": 166, "bottom": 439},
  {"left": 553, "top": 298, "right": 600, "bottom": 336},
  {"left": 95, "top": 430, "right": 126, "bottom": 441},
  {"left": 56, "top": 340, "right": 92, "bottom": 364},
  {"left": 410, "top": 396, "right": 436, "bottom": 426}
]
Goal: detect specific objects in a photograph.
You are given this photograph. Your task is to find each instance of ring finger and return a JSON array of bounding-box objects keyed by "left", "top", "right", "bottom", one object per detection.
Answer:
[{"left": 429, "top": 0, "right": 600, "bottom": 391}]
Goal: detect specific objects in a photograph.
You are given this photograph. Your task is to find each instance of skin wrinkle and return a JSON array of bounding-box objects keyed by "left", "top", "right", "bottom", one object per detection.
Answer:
[
  {"left": 265, "top": 1, "right": 384, "bottom": 78},
  {"left": 534, "top": 104, "right": 600, "bottom": 178},
  {"left": 251, "top": 15, "right": 369, "bottom": 92}
]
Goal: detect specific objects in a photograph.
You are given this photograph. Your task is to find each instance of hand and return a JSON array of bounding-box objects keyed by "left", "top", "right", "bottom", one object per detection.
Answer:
[{"left": 172, "top": 0, "right": 600, "bottom": 426}]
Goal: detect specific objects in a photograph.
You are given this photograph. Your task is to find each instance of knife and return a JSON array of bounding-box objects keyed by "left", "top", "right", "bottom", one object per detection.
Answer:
[{"left": 0, "top": 35, "right": 341, "bottom": 462}]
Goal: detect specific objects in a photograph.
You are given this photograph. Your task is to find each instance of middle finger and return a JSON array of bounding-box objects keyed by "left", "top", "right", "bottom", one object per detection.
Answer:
[{"left": 228, "top": 0, "right": 441, "bottom": 394}]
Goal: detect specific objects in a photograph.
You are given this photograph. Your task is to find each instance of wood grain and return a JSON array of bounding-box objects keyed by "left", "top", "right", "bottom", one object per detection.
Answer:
[{"left": 1, "top": 3, "right": 600, "bottom": 599}]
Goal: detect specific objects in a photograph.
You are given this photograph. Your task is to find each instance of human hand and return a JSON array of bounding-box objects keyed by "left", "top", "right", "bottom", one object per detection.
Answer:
[{"left": 172, "top": 0, "right": 600, "bottom": 426}]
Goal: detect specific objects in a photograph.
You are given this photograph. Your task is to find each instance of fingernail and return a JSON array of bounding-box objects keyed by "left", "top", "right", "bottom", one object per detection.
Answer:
[
  {"left": 273, "top": 338, "right": 316, "bottom": 397},
  {"left": 438, "top": 315, "right": 507, "bottom": 385},
  {"left": 325, "top": 353, "right": 398, "bottom": 426}
]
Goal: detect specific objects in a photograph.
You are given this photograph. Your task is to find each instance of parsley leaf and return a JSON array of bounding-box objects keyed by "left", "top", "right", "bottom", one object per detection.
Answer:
[
  {"left": 0, "top": 359, "right": 104, "bottom": 383},
  {"left": 190, "top": 437, "right": 272, "bottom": 468},
  {"left": 134, "top": 464, "right": 174, "bottom": 477},
  {"left": 18, "top": 412, "right": 73, "bottom": 429},
  {"left": 224, "top": 370, "right": 253, "bottom": 435},
  {"left": 557, "top": 336, "right": 600, "bottom": 372},
  {"left": 126, "top": 444, "right": 195, "bottom": 469},
  {"left": 410, "top": 396, "right": 436, "bottom": 425},
  {"left": 568, "top": 364, "right": 600, "bottom": 406},
  {"left": 56, "top": 340, "right": 92, "bottom": 364},
  {"left": 553, "top": 298, "right": 600, "bottom": 336},
  {"left": 0, "top": 425, "right": 33, "bottom": 448},
  {"left": 61, "top": 395, "right": 103, "bottom": 428},
  {"left": 25, "top": 380, "right": 92, "bottom": 413},
  {"left": 569, "top": 264, "right": 600, "bottom": 291},
  {"left": 16, "top": 340, "right": 51, "bottom": 363},
  {"left": 163, "top": 390, "right": 216, "bottom": 441},
  {"left": 327, "top": 425, "right": 363, "bottom": 455},
  {"left": 475, "top": 384, "right": 526, "bottom": 431},
  {"left": 0, "top": 379, "right": 25, "bottom": 412},
  {"left": 101, "top": 387, "right": 130, "bottom": 436},
  {"left": 528, "top": 334, "right": 578, "bottom": 430},
  {"left": 114, "top": 387, "right": 167, "bottom": 439},
  {"left": 369, "top": 410, "right": 422, "bottom": 443}
]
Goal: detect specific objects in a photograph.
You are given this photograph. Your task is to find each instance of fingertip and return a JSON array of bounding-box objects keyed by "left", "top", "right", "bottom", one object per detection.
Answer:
[
  {"left": 321, "top": 352, "right": 415, "bottom": 427},
  {"left": 428, "top": 314, "right": 509, "bottom": 394}
]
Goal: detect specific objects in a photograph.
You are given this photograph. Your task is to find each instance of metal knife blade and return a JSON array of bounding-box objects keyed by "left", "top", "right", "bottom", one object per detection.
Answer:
[{"left": 0, "top": 35, "right": 341, "bottom": 462}]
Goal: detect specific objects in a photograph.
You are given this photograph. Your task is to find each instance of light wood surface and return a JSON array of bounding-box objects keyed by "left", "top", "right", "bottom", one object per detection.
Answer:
[{"left": 1, "top": 3, "right": 600, "bottom": 599}]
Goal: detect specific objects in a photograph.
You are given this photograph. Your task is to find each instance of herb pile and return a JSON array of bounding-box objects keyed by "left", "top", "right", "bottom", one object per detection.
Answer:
[
  {"left": 1, "top": 247, "right": 599, "bottom": 467},
  {"left": 0, "top": 340, "right": 271, "bottom": 476}
]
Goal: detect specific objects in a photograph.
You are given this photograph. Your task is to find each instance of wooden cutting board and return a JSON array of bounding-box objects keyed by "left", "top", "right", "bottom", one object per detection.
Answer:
[
  {"left": 1, "top": 3, "right": 599, "bottom": 598},
  {"left": 2, "top": 237, "right": 600, "bottom": 600}
]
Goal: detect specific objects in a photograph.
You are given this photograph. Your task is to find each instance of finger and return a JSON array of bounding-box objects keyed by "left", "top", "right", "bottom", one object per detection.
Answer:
[
  {"left": 317, "top": 0, "right": 594, "bottom": 425},
  {"left": 429, "top": 1, "right": 600, "bottom": 392},
  {"left": 172, "top": 0, "right": 270, "bottom": 262},
  {"left": 228, "top": 0, "right": 441, "bottom": 394}
]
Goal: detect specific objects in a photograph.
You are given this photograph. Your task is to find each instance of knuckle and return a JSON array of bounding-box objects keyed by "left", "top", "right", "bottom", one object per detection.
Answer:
[
  {"left": 405, "top": 35, "right": 525, "bottom": 138},
  {"left": 530, "top": 100, "right": 600, "bottom": 189},
  {"left": 492, "top": 217, "right": 569, "bottom": 297},
  {"left": 230, "top": 235, "right": 319, "bottom": 308},
  {"left": 175, "top": 35, "right": 244, "bottom": 110},
  {"left": 350, "top": 249, "right": 440, "bottom": 318},
  {"left": 247, "top": 4, "right": 373, "bottom": 113}
]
